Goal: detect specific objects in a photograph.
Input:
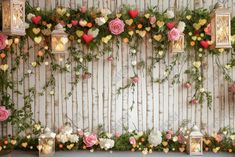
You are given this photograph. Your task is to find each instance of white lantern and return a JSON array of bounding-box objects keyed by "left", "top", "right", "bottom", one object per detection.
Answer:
[
  {"left": 187, "top": 125, "right": 203, "bottom": 156},
  {"left": 38, "top": 127, "right": 56, "bottom": 157},
  {"left": 51, "top": 23, "right": 68, "bottom": 53},
  {"left": 2, "top": 0, "right": 25, "bottom": 36},
  {"left": 171, "top": 33, "right": 184, "bottom": 53},
  {"left": 210, "top": 2, "right": 231, "bottom": 48}
]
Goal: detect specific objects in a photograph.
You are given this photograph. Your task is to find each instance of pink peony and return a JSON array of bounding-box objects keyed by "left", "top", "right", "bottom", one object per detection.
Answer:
[
  {"left": 0, "top": 34, "right": 7, "bottom": 50},
  {"left": 80, "top": 6, "right": 87, "bottom": 13},
  {"left": 149, "top": 16, "right": 156, "bottom": 25},
  {"left": 204, "top": 24, "right": 211, "bottom": 36},
  {"left": 129, "top": 137, "right": 136, "bottom": 145},
  {"left": 109, "top": 18, "right": 125, "bottom": 35},
  {"left": 83, "top": 133, "right": 98, "bottom": 147},
  {"left": 167, "top": 28, "right": 180, "bottom": 41},
  {"left": 0, "top": 106, "right": 10, "bottom": 121},
  {"left": 166, "top": 133, "right": 172, "bottom": 140}
]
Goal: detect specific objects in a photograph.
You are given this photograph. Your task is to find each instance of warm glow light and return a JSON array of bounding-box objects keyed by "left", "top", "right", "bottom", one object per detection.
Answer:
[
  {"left": 171, "top": 34, "right": 184, "bottom": 53},
  {"left": 39, "top": 128, "right": 56, "bottom": 157},
  {"left": 51, "top": 24, "right": 68, "bottom": 53}
]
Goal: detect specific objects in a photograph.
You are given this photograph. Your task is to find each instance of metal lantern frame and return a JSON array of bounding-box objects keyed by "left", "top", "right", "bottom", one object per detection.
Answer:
[
  {"left": 171, "top": 33, "right": 185, "bottom": 53},
  {"left": 39, "top": 127, "right": 56, "bottom": 157},
  {"left": 187, "top": 125, "right": 203, "bottom": 156},
  {"left": 210, "top": 2, "right": 231, "bottom": 48},
  {"left": 51, "top": 23, "right": 69, "bottom": 53},
  {"left": 2, "top": 0, "right": 26, "bottom": 36}
]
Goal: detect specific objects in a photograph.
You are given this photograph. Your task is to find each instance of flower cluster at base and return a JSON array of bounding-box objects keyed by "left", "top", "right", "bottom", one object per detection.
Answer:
[{"left": 0, "top": 125, "right": 234, "bottom": 154}]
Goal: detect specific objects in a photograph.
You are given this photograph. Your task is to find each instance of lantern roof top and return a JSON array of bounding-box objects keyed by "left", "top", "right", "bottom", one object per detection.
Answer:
[
  {"left": 52, "top": 23, "right": 67, "bottom": 35},
  {"left": 39, "top": 127, "right": 56, "bottom": 138},
  {"left": 190, "top": 125, "right": 203, "bottom": 137}
]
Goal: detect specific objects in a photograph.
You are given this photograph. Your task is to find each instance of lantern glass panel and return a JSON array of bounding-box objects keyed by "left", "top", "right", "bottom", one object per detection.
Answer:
[
  {"left": 215, "top": 14, "right": 230, "bottom": 46},
  {"left": 51, "top": 34, "right": 68, "bottom": 53},
  {"left": 2, "top": 0, "right": 11, "bottom": 30},
  {"left": 2, "top": 0, "right": 25, "bottom": 35},
  {"left": 190, "top": 137, "right": 202, "bottom": 153},
  {"left": 172, "top": 34, "right": 184, "bottom": 52},
  {"left": 39, "top": 137, "right": 55, "bottom": 157}
]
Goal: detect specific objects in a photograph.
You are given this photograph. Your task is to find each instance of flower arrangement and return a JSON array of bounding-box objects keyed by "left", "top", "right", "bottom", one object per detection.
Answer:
[{"left": 0, "top": 125, "right": 234, "bottom": 154}]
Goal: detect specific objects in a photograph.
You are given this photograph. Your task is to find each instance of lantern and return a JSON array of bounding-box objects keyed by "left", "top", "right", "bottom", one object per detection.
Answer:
[
  {"left": 210, "top": 2, "right": 231, "bottom": 48},
  {"left": 187, "top": 125, "right": 203, "bottom": 156},
  {"left": 171, "top": 33, "right": 184, "bottom": 53},
  {"left": 2, "top": 0, "right": 25, "bottom": 36},
  {"left": 51, "top": 23, "right": 68, "bottom": 53},
  {"left": 38, "top": 127, "right": 56, "bottom": 157}
]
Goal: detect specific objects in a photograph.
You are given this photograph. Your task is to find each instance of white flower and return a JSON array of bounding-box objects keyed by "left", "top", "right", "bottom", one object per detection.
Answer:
[
  {"left": 56, "top": 134, "right": 69, "bottom": 143},
  {"left": 106, "top": 133, "right": 113, "bottom": 138},
  {"left": 88, "top": 28, "right": 99, "bottom": 38},
  {"left": 199, "top": 88, "right": 205, "bottom": 93},
  {"left": 172, "top": 136, "right": 178, "bottom": 142},
  {"left": 177, "top": 21, "right": 186, "bottom": 32},
  {"left": 68, "top": 134, "right": 79, "bottom": 143},
  {"left": 61, "top": 125, "right": 73, "bottom": 135},
  {"left": 230, "top": 135, "right": 235, "bottom": 140},
  {"left": 100, "top": 8, "right": 111, "bottom": 16},
  {"left": 25, "top": 22, "right": 30, "bottom": 29},
  {"left": 95, "top": 17, "right": 107, "bottom": 26},
  {"left": 165, "top": 10, "right": 174, "bottom": 19},
  {"left": 27, "top": 13, "right": 35, "bottom": 22},
  {"left": 99, "top": 138, "right": 115, "bottom": 150},
  {"left": 148, "top": 130, "right": 162, "bottom": 147}
]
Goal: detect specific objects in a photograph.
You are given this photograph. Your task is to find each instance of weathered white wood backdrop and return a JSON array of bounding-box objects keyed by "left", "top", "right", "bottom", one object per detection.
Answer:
[{"left": 2, "top": 0, "right": 235, "bottom": 136}]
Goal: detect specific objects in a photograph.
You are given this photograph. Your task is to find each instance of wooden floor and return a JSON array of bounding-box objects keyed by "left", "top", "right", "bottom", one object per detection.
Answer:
[{"left": 1, "top": 151, "right": 234, "bottom": 157}]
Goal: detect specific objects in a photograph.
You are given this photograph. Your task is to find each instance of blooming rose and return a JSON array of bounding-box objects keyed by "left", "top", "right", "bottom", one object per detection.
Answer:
[
  {"left": 204, "top": 24, "right": 211, "bottom": 35},
  {"left": 0, "top": 34, "right": 7, "bottom": 50},
  {"left": 99, "top": 138, "right": 115, "bottom": 150},
  {"left": 148, "top": 130, "right": 162, "bottom": 147},
  {"left": 129, "top": 137, "right": 136, "bottom": 145},
  {"left": 149, "top": 16, "right": 156, "bottom": 25},
  {"left": 68, "top": 134, "right": 79, "bottom": 143},
  {"left": 166, "top": 130, "right": 173, "bottom": 135},
  {"left": 0, "top": 106, "right": 10, "bottom": 121},
  {"left": 177, "top": 21, "right": 186, "bottom": 32},
  {"left": 95, "top": 17, "right": 107, "bottom": 26},
  {"left": 109, "top": 18, "right": 125, "bottom": 35},
  {"left": 166, "top": 133, "right": 172, "bottom": 140},
  {"left": 168, "top": 28, "right": 180, "bottom": 41},
  {"left": 165, "top": 10, "right": 174, "bottom": 19},
  {"left": 177, "top": 134, "right": 184, "bottom": 143},
  {"left": 83, "top": 133, "right": 98, "bottom": 147},
  {"left": 215, "top": 134, "right": 223, "bottom": 143},
  {"left": 56, "top": 133, "right": 69, "bottom": 143}
]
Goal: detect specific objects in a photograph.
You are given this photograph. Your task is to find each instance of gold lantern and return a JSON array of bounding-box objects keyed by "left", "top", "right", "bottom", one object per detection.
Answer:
[
  {"left": 51, "top": 23, "right": 68, "bottom": 53},
  {"left": 38, "top": 127, "right": 56, "bottom": 157},
  {"left": 210, "top": 2, "right": 231, "bottom": 48},
  {"left": 2, "top": 0, "right": 26, "bottom": 35},
  {"left": 171, "top": 33, "right": 185, "bottom": 53},
  {"left": 187, "top": 125, "right": 203, "bottom": 156}
]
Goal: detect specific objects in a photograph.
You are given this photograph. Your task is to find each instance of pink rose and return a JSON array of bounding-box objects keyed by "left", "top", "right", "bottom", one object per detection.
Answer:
[
  {"left": 177, "top": 134, "right": 184, "bottom": 143},
  {"left": 166, "top": 134, "right": 172, "bottom": 140},
  {"left": 0, "top": 106, "right": 10, "bottom": 121},
  {"left": 215, "top": 134, "right": 223, "bottom": 143},
  {"left": 80, "top": 6, "right": 87, "bottom": 13},
  {"left": 204, "top": 24, "right": 211, "bottom": 36},
  {"left": 184, "top": 82, "right": 192, "bottom": 89},
  {"left": 83, "top": 133, "right": 98, "bottom": 147},
  {"left": 0, "top": 34, "right": 7, "bottom": 50},
  {"left": 77, "top": 129, "right": 84, "bottom": 136},
  {"left": 191, "top": 98, "right": 198, "bottom": 105},
  {"left": 167, "top": 28, "right": 180, "bottom": 41},
  {"left": 109, "top": 18, "right": 125, "bottom": 35},
  {"left": 149, "top": 16, "right": 156, "bottom": 25},
  {"left": 129, "top": 137, "right": 136, "bottom": 145},
  {"left": 107, "top": 56, "right": 113, "bottom": 62},
  {"left": 132, "top": 76, "right": 139, "bottom": 84},
  {"left": 166, "top": 130, "right": 173, "bottom": 135}
]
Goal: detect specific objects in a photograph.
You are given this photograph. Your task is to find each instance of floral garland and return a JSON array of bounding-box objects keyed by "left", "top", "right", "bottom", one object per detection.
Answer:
[
  {"left": 0, "top": 2, "right": 235, "bottom": 137},
  {"left": 0, "top": 124, "right": 234, "bottom": 154}
]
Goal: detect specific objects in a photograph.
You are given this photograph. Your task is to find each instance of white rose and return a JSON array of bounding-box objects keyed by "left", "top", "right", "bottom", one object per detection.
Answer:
[
  {"left": 100, "top": 8, "right": 111, "bottom": 16},
  {"left": 56, "top": 134, "right": 69, "bottom": 143},
  {"left": 27, "top": 13, "right": 35, "bottom": 22},
  {"left": 88, "top": 28, "right": 99, "bottom": 38},
  {"left": 148, "top": 130, "right": 162, "bottom": 147},
  {"left": 177, "top": 21, "right": 186, "bottom": 33},
  {"left": 68, "top": 134, "right": 79, "bottom": 143},
  {"left": 99, "top": 138, "right": 115, "bottom": 150},
  {"left": 95, "top": 17, "right": 107, "bottom": 26},
  {"left": 61, "top": 125, "right": 73, "bottom": 135},
  {"left": 165, "top": 10, "right": 174, "bottom": 19}
]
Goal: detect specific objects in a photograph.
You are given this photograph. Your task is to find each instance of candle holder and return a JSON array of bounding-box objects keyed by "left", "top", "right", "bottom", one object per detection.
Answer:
[{"left": 187, "top": 125, "right": 203, "bottom": 156}]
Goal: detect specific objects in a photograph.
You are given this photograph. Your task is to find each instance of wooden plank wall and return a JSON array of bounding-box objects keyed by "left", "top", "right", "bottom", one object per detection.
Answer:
[{"left": 2, "top": 0, "right": 235, "bottom": 136}]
